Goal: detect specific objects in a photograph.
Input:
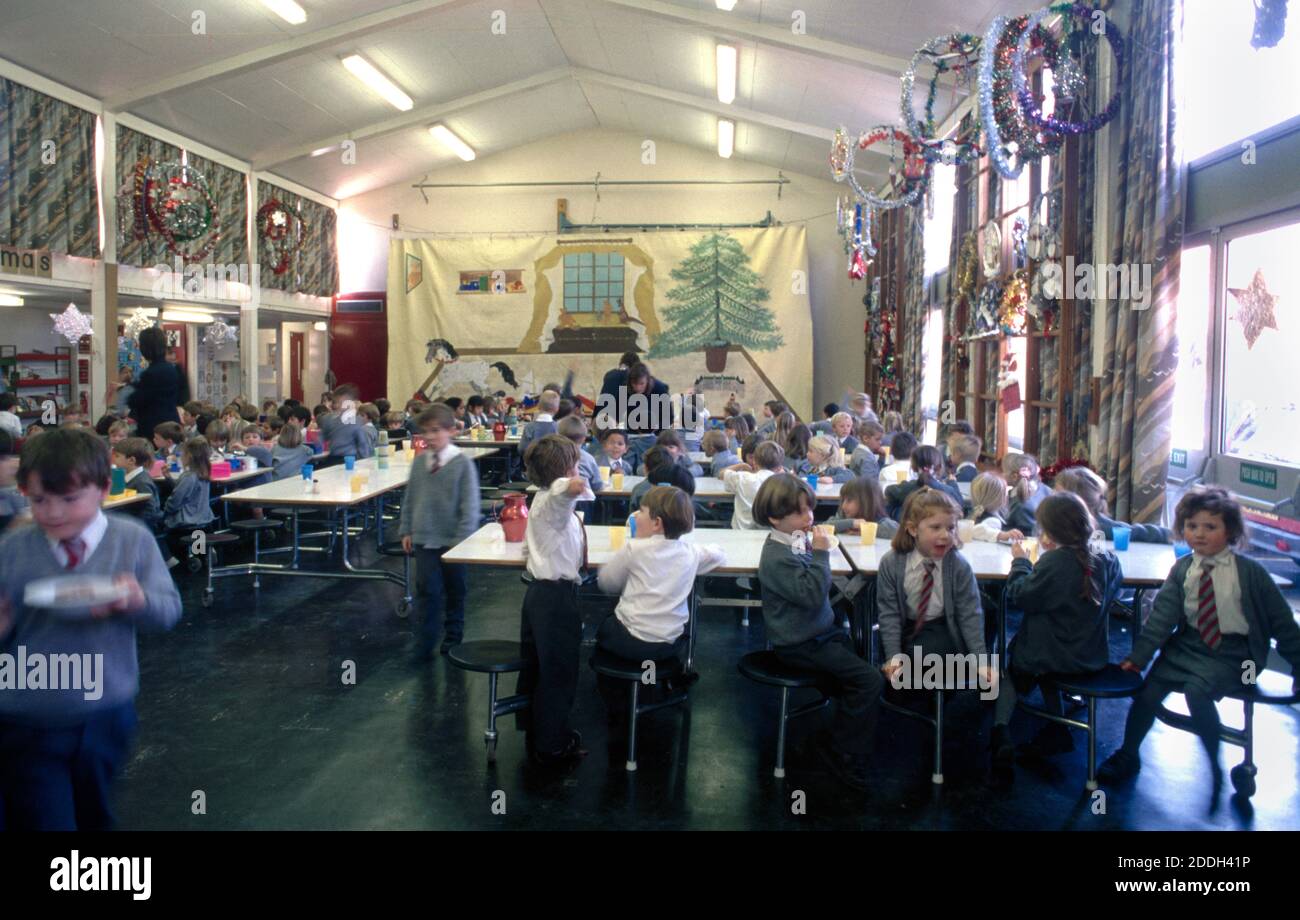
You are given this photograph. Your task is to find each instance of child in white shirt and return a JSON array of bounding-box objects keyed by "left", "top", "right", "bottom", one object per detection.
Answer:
[{"left": 722, "top": 440, "right": 786, "bottom": 530}]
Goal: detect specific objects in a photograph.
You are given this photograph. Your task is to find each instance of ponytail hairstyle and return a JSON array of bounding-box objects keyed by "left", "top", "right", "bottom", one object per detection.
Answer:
[
  {"left": 969, "top": 472, "right": 1008, "bottom": 521},
  {"left": 1002, "top": 452, "right": 1041, "bottom": 504},
  {"left": 1053, "top": 465, "right": 1108, "bottom": 518},
  {"left": 1035, "top": 492, "right": 1102, "bottom": 605},
  {"left": 910, "top": 444, "right": 947, "bottom": 488},
  {"left": 890, "top": 487, "right": 963, "bottom": 554},
  {"left": 774, "top": 410, "right": 797, "bottom": 449},
  {"left": 182, "top": 436, "right": 213, "bottom": 482}
]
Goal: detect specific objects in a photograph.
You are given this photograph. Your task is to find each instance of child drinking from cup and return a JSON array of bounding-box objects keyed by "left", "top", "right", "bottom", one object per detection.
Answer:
[
  {"left": 884, "top": 445, "right": 963, "bottom": 521},
  {"left": 801, "top": 435, "right": 855, "bottom": 484},
  {"left": 965, "top": 472, "right": 1024, "bottom": 543},
  {"left": 827, "top": 476, "right": 897, "bottom": 540}
]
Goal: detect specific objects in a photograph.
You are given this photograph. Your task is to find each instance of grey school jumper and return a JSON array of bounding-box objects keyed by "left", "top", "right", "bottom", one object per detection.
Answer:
[
  {"left": 757, "top": 537, "right": 837, "bottom": 647},
  {"left": 876, "top": 548, "right": 986, "bottom": 661},
  {"left": 399, "top": 452, "right": 481, "bottom": 549},
  {"left": 0, "top": 516, "right": 182, "bottom": 726}
]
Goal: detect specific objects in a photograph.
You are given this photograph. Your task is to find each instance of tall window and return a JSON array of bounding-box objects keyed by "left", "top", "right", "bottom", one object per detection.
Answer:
[
  {"left": 923, "top": 163, "right": 957, "bottom": 277},
  {"left": 1182, "top": 2, "right": 1300, "bottom": 162},
  {"left": 563, "top": 252, "right": 625, "bottom": 313},
  {"left": 1170, "top": 244, "right": 1211, "bottom": 453}
]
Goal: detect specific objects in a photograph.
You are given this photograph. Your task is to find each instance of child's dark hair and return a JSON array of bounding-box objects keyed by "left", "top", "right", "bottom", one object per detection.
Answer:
[
  {"left": 334, "top": 383, "right": 361, "bottom": 401},
  {"left": 183, "top": 437, "right": 213, "bottom": 480},
  {"left": 910, "top": 444, "right": 948, "bottom": 485},
  {"left": 205, "top": 420, "right": 230, "bottom": 446},
  {"left": 839, "top": 476, "right": 887, "bottom": 522},
  {"left": 94, "top": 414, "right": 117, "bottom": 437},
  {"left": 113, "top": 437, "right": 155, "bottom": 469},
  {"left": 0, "top": 393, "right": 17, "bottom": 412},
  {"left": 890, "top": 431, "right": 918, "bottom": 461},
  {"left": 597, "top": 427, "right": 627, "bottom": 445},
  {"left": 289, "top": 405, "right": 312, "bottom": 425},
  {"left": 154, "top": 421, "right": 183, "bottom": 445},
  {"left": 739, "top": 432, "right": 762, "bottom": 464},
  {"left": 640, "top": 485, "right": 695, "bottom": 538},
  {"left": 648, "top": 461, "right": 695, "bottom": 494},
  {"left": 725, "top": 414, "right": 750, "bottom": 440},
  {"left": 555, "top": 398, "right": 575, "bottom": 421},
  {"left": 752, "top": 473, "right": 815, "bottom": 528},
  {"left": 557, "top": 415, "right": 588, "bottom": 443},
  {"left": 823, "top": 402, "right": 839, "bottom": 418},
  {"left": 524, "top": 434, "right": 579, "bottom": 487},
  {"left": 701, "top": 430, "right": 728, "bottom": 454},
  {"left": 277, "top": 404, "right": 294, "bottom": 421},
  {"left": 312, "top": 404, "right": 328, "bottom": 420},
  {"left": 1035, "top": 491, "right": 1104, "bottom": 605},
  {"left": 654, "top": 429, "right": 685, "bottom": 452},
  {"left": 195, "top": 413, "right": 216, "bottom": 436},
  {"left": 0, "top": 429, "right": 15, "bottom": 458},
  {"left": 19, "top": 428, "right": 111, "bottom": 493},
  {"left": 183, "top": 400, "right": 205, "bottom": 418},
  {"left": 416, "top": 403, "right": 456, "bottom": 431},
  {"left": 785, "top": 424, "right": 811, "bottom": 461},
  {"left": 752, "top": 440, "right": 785, "bottom": 471},
  {"left": 1174, "top": 486, "right": 1247, "bottom": 549},
  {"left": 466, "top": 395, "right": 485, "bottom": 411},
  {"left": 640, "top": 445, "right": 672, "bottom": 476},
  {"left": 375, "top": 399, "right": 391, "bottom": 415},
  {"left": 890, "top": 487, "right": 962, "bottom": 553}
]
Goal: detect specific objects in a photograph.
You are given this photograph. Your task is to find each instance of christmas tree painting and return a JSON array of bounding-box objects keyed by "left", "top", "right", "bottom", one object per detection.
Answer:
[{"left": 648, "top": 232, "right": 783, "bottom": 372}]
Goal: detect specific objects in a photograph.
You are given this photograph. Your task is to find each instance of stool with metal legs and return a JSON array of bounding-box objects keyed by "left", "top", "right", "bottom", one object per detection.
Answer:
[{"left": 228, "top": 519, "right": 284, "bottom": 588}]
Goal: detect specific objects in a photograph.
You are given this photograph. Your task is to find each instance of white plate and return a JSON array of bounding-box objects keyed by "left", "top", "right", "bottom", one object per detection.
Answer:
[{"left": 23, "top": 575, "right": 128, "bottom": 613}]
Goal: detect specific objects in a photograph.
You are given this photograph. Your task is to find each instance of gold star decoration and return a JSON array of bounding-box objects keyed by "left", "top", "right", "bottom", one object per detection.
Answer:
[{"left": 1228, "top": 269, "right": 1279, "bottom": 349}]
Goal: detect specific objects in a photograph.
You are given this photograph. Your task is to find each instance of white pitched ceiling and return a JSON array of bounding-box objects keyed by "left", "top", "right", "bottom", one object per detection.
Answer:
[{"left": 0, "top": 0, "right": 1034, "bottom": 198}]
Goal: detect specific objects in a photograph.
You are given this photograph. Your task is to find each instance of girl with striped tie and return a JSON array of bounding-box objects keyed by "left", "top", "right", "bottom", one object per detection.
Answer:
[{"left": 1099, "top": 488, "right": 1300, "bottom": 794}]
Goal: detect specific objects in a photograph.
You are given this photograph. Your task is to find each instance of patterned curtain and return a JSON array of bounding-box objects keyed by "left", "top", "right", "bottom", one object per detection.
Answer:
[
  {"left": 1093, "top": 0, "right": 1185, "bottom": 523},
  {"left": 0, "top": 77, "right": 98, "bottom": 257},
  {"left": 115, "top": 125, "right": 248, "bottom": 268},
  {"left": 257, "top": 181, "right": 338, "bottom": 298},
  {"left": 898, "top": 207, "right": 926, "bottom": 431}
]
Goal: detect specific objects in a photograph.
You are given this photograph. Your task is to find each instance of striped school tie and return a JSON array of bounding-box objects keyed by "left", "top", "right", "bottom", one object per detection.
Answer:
[
  {"left": 1196, "top": 561, "right": 1221, "bottom": 650},
  {"left": 912, "top": 560, "right": 936, "bottom": 639},
  {"left": 60, "top": 538, "right": 86, "bottom": 570}
]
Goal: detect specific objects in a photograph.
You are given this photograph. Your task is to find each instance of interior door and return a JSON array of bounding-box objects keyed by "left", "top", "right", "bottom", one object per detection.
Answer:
[{"left": 290, "top": 332, "right": 304, "bottom": 404}]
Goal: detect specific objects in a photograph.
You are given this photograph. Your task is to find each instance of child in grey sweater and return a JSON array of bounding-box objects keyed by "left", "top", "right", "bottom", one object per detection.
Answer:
[
  {"left": 163, "top": 437, "right": 215, "bottom": 564},
  {"left": 272, "top": 425, "right": 316, "bottom": 481},
  {"left": 754, "top": 473, "right": 881, "bottom": 791}
]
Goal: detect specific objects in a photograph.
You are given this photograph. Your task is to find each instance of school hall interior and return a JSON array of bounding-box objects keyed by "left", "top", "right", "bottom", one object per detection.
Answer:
[{"left": 0, "top": 0, "right": 1297, "bottom": 832}]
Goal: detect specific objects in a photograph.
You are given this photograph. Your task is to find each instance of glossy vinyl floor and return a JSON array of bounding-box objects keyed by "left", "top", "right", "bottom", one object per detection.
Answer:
[{"left": 116, "top": 539, "right": 1300, "bottom": 831}]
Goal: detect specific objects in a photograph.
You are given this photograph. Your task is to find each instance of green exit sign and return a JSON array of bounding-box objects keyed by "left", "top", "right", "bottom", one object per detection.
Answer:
[
  {"left": 1239, "top": 462, "right": 1278, "bottom": 490},
  {"left": 1170, "top": 449, "right": 1187, "bottom": 468}
]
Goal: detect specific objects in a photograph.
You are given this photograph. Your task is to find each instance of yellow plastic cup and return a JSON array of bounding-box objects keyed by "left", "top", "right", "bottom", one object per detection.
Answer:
[
  {"left": 860, "top": 521, "right": 878, "bottom": 544},
  {"left": 610, "top": 526, "right": 627, "bottom": 549},
  {"left": 1023, "top": 537, "right": 1039, "bottom": 563},
  {"left": 405, "top": 447, "right": 415, "bottom": 462},
  {"left": 599, "top": 466, "right": 610, "bottom": 482},
  {"left": 895, "top": 468, "right": 908, "bottom": 483},
  {"left": 350, "top": 474, "right": 363, "bottom": 494},
  {"left": 610, "top": 471, "right": 624, "bottom": 490}
]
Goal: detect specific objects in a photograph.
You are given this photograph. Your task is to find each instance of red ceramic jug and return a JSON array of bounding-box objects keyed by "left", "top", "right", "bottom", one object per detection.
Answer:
[
  {"left": 500, "top": 493, "right": 529, "bottom": 542},
  {"left": 493, "top": 420, "right": 507, "bottom": 442}
]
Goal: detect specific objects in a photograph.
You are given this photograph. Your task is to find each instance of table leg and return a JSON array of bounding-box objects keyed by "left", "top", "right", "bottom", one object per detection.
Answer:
[{"left": 1130, "top": 587, "right": 1147, "bottom": 649}]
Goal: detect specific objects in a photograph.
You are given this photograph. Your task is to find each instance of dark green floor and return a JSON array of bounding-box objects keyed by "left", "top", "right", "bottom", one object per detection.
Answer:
[{"left": 117, "top": 538, "right": 1300, "bottom": 830}]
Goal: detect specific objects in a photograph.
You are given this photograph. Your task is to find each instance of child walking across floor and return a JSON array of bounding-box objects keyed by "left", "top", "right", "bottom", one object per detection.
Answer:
[
  {"left": 400, "top": 403, "right": 481, "bottom": 659},
  {"left": 754, "top": 474, "right": 883, "bottom": 791},
  {"left": 0, "top": 428, "right": 182, "bottom": 830},
  {"left": 517, "top": 435, "right": 594, "bottom": 768},
  {"left": 1097, "top": 487, "right": 1300, "bottom": 796}
]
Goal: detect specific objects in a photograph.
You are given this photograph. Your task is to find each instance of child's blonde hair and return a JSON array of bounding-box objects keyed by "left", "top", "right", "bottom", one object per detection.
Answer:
[
  {"left": 701, "top": 430, "right": 728, "bottom": 455},
  {"left": 890, "top": 487, "right": 963, "bottom": 554},
  {"left": 969, "top": 472, "right": 1008, "bottom": 520},
  {"left": 538, "top": 390, "right": 560, "bottom": 414},
  {"left": 1053, "top": 465, "right": 1108, "bottom": 518},
  {"left": 807, "top": 434, "right": 843, "bottom": 469}
]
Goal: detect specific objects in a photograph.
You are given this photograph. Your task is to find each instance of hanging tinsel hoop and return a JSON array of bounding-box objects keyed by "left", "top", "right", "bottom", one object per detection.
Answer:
[
  {"left": 848, "top": 127, "right": 930, "bottom": 210},
  {"left": 257, "top": 198, "right": 302, "bottom": 275},
  {"left": 999, "top": 269, "right": 1031, "bottom": 335},
  {"left": 900, "top": 32, "right": 984, "bottom": 165},
  {"left": 1013, "top": 3, "right": 1125, "bottom": 137},
  {"left": 978, "top": 11, "right": 1066, "bottom": 180},
  {"left": 142, "top": 160, "right": 221, "bottom": 261}
]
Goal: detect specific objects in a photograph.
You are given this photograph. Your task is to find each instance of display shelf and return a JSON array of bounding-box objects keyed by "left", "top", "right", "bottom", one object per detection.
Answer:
[{"left": 14, "top": 377, "right": 70, "bottom": 387}]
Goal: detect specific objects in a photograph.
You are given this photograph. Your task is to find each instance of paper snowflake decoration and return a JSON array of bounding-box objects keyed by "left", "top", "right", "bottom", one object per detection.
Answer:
[
  {"left": 124, "top": 307, "right": 155, "bottom": 340},
  {"left": 204, "top": 318, "right": 235, "bottom": 346},
  {"left": 1228, "top": 269, "right": 1279, "bottom": 349},
  {"left": 50, "top": 303, "right": 93, "bottom": 343}
]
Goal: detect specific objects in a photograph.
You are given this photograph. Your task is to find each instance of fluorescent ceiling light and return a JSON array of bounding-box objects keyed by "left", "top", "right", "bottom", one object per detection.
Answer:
[
  {"left": 716, "top": 44, "right": 737, "bottom": 104},
  {"left": 429, "top": 124, "right": 476, "bottom": 161},
  {"left": 260, "top": 0, "right": 306, "bottom": 25},
  {"left": 0, "top": 294, "right": 24, "bottom": 307},
  {"left": 717, "top": 118, "right": 735, "bottom": 158},
  {"left": 161, "top": 309, "right": 218, "bottom": 324},
  {"left": 313, "top": 321, "right": 328, "bottom": 332},
  {"left": 310, "top": 145, "right": 337, "bottom": 157},
  {"left": 341, "top": 54, "right": 413, "bottom": 112},
  {"left": 715, "top": 0, "right": 738, "bottom": 10}
]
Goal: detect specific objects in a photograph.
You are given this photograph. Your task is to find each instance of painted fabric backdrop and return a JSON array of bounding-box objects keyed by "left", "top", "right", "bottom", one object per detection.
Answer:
[
  {"left": 0, "top": 77, "right": 99, "bottom": 257},
  {"left": 387, "top": 227, "right": 813, "bottom": 417}
]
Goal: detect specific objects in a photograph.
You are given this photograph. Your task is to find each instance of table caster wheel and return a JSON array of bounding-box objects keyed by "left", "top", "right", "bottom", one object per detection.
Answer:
[
  {"left": 1230, "top": 764, "right": 1257, "bottom": 798},
  {"left": 396, "top": 599, "right": 411, "bottom": 618},
  {"left": 201, "top": 592, "right": 214, "bottom": 608},
  {"left": 187, "top": 556, "right": 203, "bottom": 573}
]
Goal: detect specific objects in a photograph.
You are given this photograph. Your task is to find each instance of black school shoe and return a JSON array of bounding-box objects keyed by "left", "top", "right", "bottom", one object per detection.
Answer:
[
  {"left": 1016, "top": 723, "right": 1075, "bottom": 759},
  {"left": 440, "top": 635, "right": 463, "bottom": 656},
  {"left": 1097, "top": 750, "right": 1142, "bottom": 784},
  {"left": 990, "top": 725, "right": 1015, "bottom": 769},
  {"left": 532, "top": 730, "right": 588, "bottom": 769},
  {"left": 814, "top": 741, "right": 870, "bottom": 793}
]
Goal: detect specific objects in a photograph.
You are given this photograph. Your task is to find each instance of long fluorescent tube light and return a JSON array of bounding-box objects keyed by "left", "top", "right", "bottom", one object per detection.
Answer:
[
  {"left": 311, "top": 145, "right": 337, "bottom": 157},
  {"left": 260, "top": 0, "right": 307, "bottom": 25},
  {"left": 341, "top": 54, "right": 413, "bottom": 111},
  {"left": 716, "top": 44, "right": 737, "bottom": 104},
  {"left": 161, "top": 309, "right": 218, "bottom": 324},
  {"left": 0, "top": 294, "right": 24, "bottom": 307},
  {"left": 429, "top": 124, "right": 476, "bottom": 161},
  {"left": 715, "top": 0, "right": 738, "bottom": 10},
  {"left": 717, "top": 118, "right": 735, "bottom": 158},
  {"left": 313, "top": 321, "right": 328, "bottom": 332}
]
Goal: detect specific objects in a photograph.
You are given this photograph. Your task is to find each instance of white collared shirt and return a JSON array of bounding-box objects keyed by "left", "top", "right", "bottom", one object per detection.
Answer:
[
  {"left": 597, "top": 534, "right": 726, "bottom": 643},
  {"left": 1183, "top": 549, "right": 1247, "bottom": 636},
  {"left": 722, "top": 467, "right": 775, "bottom": 530},
  {"left": 523, "top": 477, "right": 592, "bottom": 582},
  {"left": 427, "top": 441, "right": 462, "bottom": 472},
  {"left": 904, "top": 549, "right": 943, "bottom": 621},
  {"left": 879, "top": 460, "right": 914, "bottom": 486},
  {"left": 604, "top": 455, "right": 631, "bottom": 474},
  {"left": 47, "top": 510, "right": 108, "bottom": 567},
  {"left": 533, "top": 413, "right": 554, "bottom": 423},
  {"left": 124, "top": 466, "right": 148, "bottom": 484}
]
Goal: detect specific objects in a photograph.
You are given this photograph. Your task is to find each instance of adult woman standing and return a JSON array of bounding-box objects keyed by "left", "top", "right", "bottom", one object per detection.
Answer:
[
  {"left": 128, "top": 327, "right": 190, "bottom": 439},
  {"left": 622, "top": 362, "right": 670, "bottom": 465}
]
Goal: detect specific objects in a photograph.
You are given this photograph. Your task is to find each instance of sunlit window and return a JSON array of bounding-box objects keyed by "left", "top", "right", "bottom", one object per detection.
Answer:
[
  {"left": 1170, "top": 245, "right": 1211, "bottom": 452},
  {"left": 921, "top": 305, "right": 944, "bottom": 443},
  {"left": 1182, "top": 2, "right": 1300, "bottom": 161},
  {"left": 923, "top": 163, "right": 956, "bottom": 277}
]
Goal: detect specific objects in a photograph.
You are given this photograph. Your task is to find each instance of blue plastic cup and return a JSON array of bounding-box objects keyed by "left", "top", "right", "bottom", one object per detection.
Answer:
[
  {"left": 1112, "top": 525, "right": 1131, "bottom": 551},
  {"left": 1173, "top": 540, "right": 1193, "bottom": 558},
  {"left": 806, "top": 474, "right": 819, "bottom": 490},
  {"left": 345, "top": 455, "right": 356, "bottom": 471},
  {"left": 302, "top": 464, "right": 314, "bottom": 481}
]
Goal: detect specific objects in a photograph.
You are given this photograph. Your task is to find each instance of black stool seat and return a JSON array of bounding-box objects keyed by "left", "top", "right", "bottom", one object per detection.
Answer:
[
  {"left": 738, "top": 651, "right": 822, "bottom": 688},
  {"left": 377, "top": 541, "right": 409, "bottom": 557},
  {"left": 230, "top": 518, "right": 284, "bottom": 532},
  {"left": 590, "top": 647, "right": 682, "bottom": 682},
  {"left": 270, "top": 508, "right": 296, "bottom": 517},
  {"left": 501, "top": 482, "right": 532, "bottom": 493},
  {"left": 448, "top": 640, "right": 527, "bottom": 673},
  {"left": 1228, "top": 683, "right": 1300, "bottom": 705},
  {"left": 1051, "top": 664, "right": 1144, "bottom": 699},
  {"left": 207, "top": 532, "right": 242, "bottom": 545}
]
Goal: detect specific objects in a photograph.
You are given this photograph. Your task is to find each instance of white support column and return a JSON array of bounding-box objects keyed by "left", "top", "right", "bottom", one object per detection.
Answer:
[
  {"left": 242, "top": 174, "right": 260, "bottom": 406},
  {"left": 90, "top": 112, "right": 119, "bottom": 420},
  {"left": 1088, "top": 43, "right": 1115, "bottom": 460}
]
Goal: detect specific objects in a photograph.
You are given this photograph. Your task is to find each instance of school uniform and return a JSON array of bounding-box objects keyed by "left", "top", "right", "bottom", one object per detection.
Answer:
[
  {"left": 884, "top": 477, "right": 964, "bottom": 521},
  {"left": 849, "top": 445, "right": 880, "bottom": 480},
  {"left": 953, "top": 462, "right": 979, "bottom": 483},
  {"left": 708, "top": 449, "right": 740, "bottom": 479},
  {"left": 575, "top": 447, "right": 606, "bottom": 493},
  {"left": 399, "top": 443, "right": 481, "bottom": 654},
  {"left": 516, "top": 476, "right": 593, "bottom": 757},
  {"left": 878, "top": 459, "right": 911, "bottom": 486},
  {"left": 995, "top": 548, "right": 1123, "bottom": 726},
  {"left": 722, "top": 467, "right": 775, "bottom": 530},
  {"left": 120, "top": 466, "right": 163, "bottom": 533},
  {"left": 318, "top": 412, "right": 374, "bottom": 460},
  {"left": 0, "top": 486, "right": 28, "bottom": 534},
  {"left": 1110, "top": 550, "right": 1300, "bottom": 772},
  {"left": 967, "top": 510, "right": 1013, "bottom": 542},
  {"left": 876, "top": 548, "right": 985, "bottom": 663},
  {"left": 271, "top": 443, "right": 315, "bottom": 481},
  {"left": 759, "top": 531, "right": 882, "bottom": 764},
  {"left": 0, "top": 513, "right": 181, "bottom": 830},
  {"left": 826, "top": 513, "right": 897, "bottom": 539},
  {"left": 362, "top": 423, "right": 379, "bottom": 450},
  {"left": 798, "top": 462, "right": 855, "bottom": 484},
  {"left": 518, "top": 413, "right": 557, "bottom": 461},
  {"left": 1006, "top": 480, "right": 1053, "bottom": 533},
  {"left": 162, "top": 470, "right": 214, "bottom": 560},
  {"left": 836, "top": 434, "right": 861, "bottom": 455}
]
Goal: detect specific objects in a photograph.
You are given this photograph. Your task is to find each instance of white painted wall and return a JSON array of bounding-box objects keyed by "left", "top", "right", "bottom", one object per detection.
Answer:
[
  {"left": 337, "top": 128, "right": 864, "bottom": 415},
  {"left": 279, "top": 323, "right": 331, "bottom": 406}
]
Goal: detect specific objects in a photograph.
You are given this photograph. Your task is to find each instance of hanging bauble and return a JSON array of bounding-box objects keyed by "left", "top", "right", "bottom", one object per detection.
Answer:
[
  {"left": 50, "top": 303, "right": 93, "bottom": 344},
  {"left": 900, "top": 32, "right": 983, "bottom": 165},
  {"left": 999, "top": 269, "right": 1031, "bottom": 335},
  {"left": 976, "top": 281, "right": 1002, "bottom": 334},
  {"left": 258, "top": 197, "right": 303, "bottom": 276},
  {"left": 980, "top": 220, "right": 1003, "bottom": 276},
  {"left": 832, "top": 126, "right": 929, "bottom": 209},
  {"left": 848, "top": 247, "right": 869, "bottom": 280},
  {"left": 123, "top": 307, "right": 155, "bottom": 340},
  {"left": 142, "top": 160, "right": 221, "bottom": 261},
  {"left": 204, "top": 317, "right": 235, "bottom": 346},
  {"left": 1013, "top": 3, "right": 1125, "bottom": 137},
  {"left": 829, "top": 126, "right": 853, "bottom": 180}
]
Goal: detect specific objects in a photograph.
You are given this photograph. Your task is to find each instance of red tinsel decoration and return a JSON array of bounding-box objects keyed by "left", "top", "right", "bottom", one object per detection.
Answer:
[{"left": 1040, "top": 456, "right": 1092, "bottom": 485}]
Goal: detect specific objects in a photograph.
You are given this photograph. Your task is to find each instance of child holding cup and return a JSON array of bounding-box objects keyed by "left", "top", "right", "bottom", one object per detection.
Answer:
[{"left": 826, "top": 476, "right": 897, "bottom": 541}]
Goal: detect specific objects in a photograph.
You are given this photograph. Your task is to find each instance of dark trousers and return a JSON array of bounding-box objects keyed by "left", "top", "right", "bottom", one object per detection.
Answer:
[
  {"left": 0, "top": 703, "right": 137, "bottom": 831},
  {"left": 516, "top": 579, "right": 582, "bottom": 754},
  {"left": 994, "top": 667, "right": 1064, "bottom": 726},
  {"left": 415, "top": 546, "right": 467, "bottom": 650},
  {"left": 595, "top": 615, "right": 685, "bottom": 717},
  {"left": 775, "top": 632, "right": 883, "bottom": 761},
  {"left": 1119, "top": 675, "right": 1223, "bottom": 765}
]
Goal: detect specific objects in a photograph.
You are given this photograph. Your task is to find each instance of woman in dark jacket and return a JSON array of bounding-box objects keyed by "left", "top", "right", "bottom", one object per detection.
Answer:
[{"left": 128, "top": 327, "right": 190, "bottom": 439}]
